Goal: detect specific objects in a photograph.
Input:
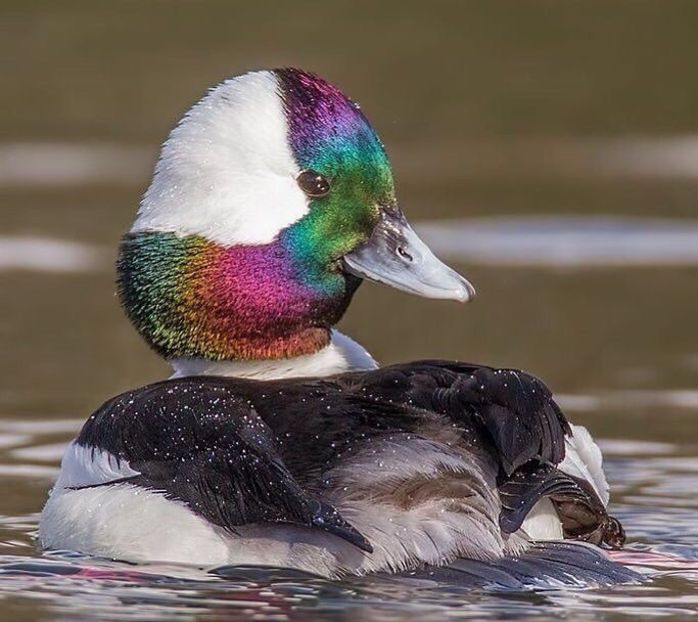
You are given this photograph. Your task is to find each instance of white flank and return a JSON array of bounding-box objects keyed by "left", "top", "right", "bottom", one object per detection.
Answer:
[
  {"left": 40, "top": 483, "right": 375, "bottom": 575},
  {"left": 133, "top": 71, "right": 309, "bottom": 246},
  {"left": 40, "top": 484, "right": 231, "bottom": 566},
  {"left": 41, "top": 443, "right": 230, "bottom": 566}
]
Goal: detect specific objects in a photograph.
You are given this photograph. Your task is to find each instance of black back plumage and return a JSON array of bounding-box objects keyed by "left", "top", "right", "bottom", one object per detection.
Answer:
[{"left": 76, "top": 361, "right": 621, "bottom": 552}]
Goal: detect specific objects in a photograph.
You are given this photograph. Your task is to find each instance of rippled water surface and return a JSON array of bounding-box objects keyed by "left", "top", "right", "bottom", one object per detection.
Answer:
[
  {"left": 2, "top": 1, "right": 698, "bottom": 620},
  {"left": 1, "top": 422, "right": 698, "bottom": 621}
]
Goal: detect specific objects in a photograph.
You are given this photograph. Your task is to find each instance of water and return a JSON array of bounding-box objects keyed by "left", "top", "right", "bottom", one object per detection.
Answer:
[
  {"left": 1, "top": 425, "right": 697, "bottom": 620},
  {"left": 2, "top": 1, "right": 698, "bottom": 619}
]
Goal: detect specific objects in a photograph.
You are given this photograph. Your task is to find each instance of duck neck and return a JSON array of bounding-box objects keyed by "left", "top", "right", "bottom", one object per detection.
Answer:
[
  {"left": 169, "top": 330, "right": 377, "bottom": 380},
  {"left": 117, "top": 231, "right": 362, "bottom": 363}
]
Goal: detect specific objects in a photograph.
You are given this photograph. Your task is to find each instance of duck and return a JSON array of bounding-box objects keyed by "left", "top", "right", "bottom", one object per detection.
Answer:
[{"left": 39, "top": 68, "right": 628, "bottom": 581}]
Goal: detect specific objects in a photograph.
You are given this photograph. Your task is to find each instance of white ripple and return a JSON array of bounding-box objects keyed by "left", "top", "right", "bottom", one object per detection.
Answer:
[
  {"left": 11, "top": 443, "right": 67, "bottom": 463},
  {"left": 2, "top": 137, "right": 698, "bottom": 187},
  {"left": 0, "top": 434, "right": 31, "bottom": 450},
  {"left": 557, "top": 389, "right": 698, "bottom": 412},
  {"left": 418, "top": 216, "right": 698, "bottom": 267},
  {"left": 0, "top": 464, "right": 59, "bottom": 479},
  {"left": 0, "top": 143, "right": 151, "bottom": 186},
  {"left": 0, "top": 236, "right": 106, "bottom": 273},
  {"left": 597, "top": 439, "right": 677, "bottom": 456},
  {"left": 0, "top": 419, "right": 83, "bottom": 435}
]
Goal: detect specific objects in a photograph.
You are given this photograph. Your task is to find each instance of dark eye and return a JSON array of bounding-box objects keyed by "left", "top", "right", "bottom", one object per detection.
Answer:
[{"left": 297, "top": 170, "right": 330, "bottom": 197}]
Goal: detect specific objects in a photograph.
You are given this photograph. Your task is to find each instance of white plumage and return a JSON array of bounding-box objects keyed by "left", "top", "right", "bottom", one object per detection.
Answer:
[{"left": 133, "top": 71, "right": 309, "bottom": 246}]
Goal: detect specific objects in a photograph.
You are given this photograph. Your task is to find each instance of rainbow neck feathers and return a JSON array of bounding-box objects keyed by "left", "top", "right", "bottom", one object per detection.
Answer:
[{"left": 117, "top": 230, "right": 360, "bottom": 361}]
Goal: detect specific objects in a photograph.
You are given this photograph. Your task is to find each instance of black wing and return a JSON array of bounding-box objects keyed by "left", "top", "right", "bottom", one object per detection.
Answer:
[
  {"left": 198, "top": 360, "right": 612, "bottom": 547},
  {"left": 345, "top": 361, "right": 570, "bottom": 475},
  {"left": 75, "top": 380, "right": 372, "bottom": 553},
  {"left": 336, "top": 361, "right": 622, "bottom": 548}
]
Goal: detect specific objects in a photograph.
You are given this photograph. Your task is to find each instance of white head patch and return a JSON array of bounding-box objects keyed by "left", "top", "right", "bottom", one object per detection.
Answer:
[{"left": 133, "top": 71, "right": 308, "bottom": 246}]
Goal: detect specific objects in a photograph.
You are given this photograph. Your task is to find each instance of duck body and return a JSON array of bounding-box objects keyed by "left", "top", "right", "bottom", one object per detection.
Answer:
[
  {"left": 40, "top": 68, "right": 629, "bottom": 581},
  {"left": 40, "top": 359, "right": 622, "bottom": 577}
]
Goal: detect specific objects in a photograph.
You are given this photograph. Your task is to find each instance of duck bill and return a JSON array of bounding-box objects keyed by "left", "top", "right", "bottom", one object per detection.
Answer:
[{"left": 343, "top": 208, "right": 476, "bottom": 302}]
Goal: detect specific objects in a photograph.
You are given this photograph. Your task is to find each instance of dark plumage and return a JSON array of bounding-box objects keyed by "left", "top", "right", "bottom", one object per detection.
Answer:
[{"left": 75, "top": 361, "right": 624, "bottom": 554}]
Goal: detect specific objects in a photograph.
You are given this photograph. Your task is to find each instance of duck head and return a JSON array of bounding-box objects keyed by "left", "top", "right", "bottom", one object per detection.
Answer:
[{"left": 118, "top": 68, "right": 474, "bottom": 363}]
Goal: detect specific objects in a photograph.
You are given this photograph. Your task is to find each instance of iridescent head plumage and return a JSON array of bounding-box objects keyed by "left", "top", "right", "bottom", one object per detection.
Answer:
[{"left": 118, "top": 68, "right": 473, "bottom": 363}]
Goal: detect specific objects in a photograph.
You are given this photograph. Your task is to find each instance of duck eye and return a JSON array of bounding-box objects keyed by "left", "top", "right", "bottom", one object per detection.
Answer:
[{"left": 297, "top": 170, "right": 330, "bottom": 197}]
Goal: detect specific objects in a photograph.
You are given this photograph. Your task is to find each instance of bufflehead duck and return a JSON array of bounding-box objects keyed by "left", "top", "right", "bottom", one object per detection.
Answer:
[{"left": 39, "top": 69, "right": 627, "bottom": 580}]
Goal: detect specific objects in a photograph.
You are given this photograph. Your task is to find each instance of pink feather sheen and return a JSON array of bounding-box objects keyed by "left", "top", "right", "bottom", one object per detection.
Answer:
[{"left": 163, "top": 237, "right": 350, "bottom": 360}]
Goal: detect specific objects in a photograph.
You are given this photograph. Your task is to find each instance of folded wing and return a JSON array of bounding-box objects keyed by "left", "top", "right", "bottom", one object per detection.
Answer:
[{"left": 75, "top": 380, "right": 372, "bottom": 553}]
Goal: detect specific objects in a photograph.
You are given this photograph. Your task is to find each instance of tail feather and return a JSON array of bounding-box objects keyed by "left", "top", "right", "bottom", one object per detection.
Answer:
[{"left": 400, "top": 541, "right": 642, "bottom": 589}]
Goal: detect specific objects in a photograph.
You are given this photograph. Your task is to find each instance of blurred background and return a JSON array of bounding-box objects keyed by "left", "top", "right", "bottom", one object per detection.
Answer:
[{"left": 1, "top": 2, "right": 698, "bottom": 618}]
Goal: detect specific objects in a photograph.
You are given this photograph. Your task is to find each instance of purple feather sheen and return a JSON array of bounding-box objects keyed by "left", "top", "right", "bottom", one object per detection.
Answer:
[{"left": 276, "top": 68, "right": 392, "bottom": 177}]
